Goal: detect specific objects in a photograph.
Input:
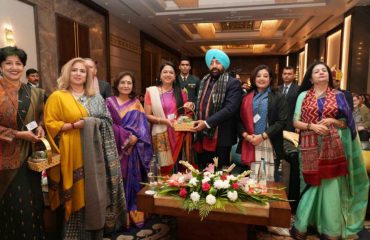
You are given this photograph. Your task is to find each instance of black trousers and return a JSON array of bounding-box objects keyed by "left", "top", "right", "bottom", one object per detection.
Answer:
[{"left": 198, "top": 146, "right": 232, "bottom": 171}]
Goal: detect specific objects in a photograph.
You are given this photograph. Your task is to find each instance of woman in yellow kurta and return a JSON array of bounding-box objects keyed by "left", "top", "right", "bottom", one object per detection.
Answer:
[{"left": 44, "top": 58, "right": 94, "bottom": 238}]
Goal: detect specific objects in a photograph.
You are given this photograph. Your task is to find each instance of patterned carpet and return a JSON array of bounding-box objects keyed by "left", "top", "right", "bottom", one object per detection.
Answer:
[{"left": 106, "top": 216, "right": 370, "bottom": 240}]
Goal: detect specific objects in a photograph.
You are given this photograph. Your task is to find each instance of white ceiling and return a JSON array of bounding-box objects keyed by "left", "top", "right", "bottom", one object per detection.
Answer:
[{"left": 92, "top": 0, "right": 370, "bottom": 57}]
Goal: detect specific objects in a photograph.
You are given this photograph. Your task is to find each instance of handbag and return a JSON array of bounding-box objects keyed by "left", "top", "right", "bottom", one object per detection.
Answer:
[{"left": 27, "top": 137, "right": 60, "bottom": 172}]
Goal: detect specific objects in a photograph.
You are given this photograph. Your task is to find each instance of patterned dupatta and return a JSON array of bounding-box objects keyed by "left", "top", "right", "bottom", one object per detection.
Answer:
[
  {"left": 147, "top": 86, "right": 174, "bottom": 167},
  {"left": 0, "top": 79, "right": 20, "bottom": 170},
  {"left": 300, "top": 88, "right": 348, "bottom": 186},
  {"left": 194, "top": 73, "right": 228, "bottom": 152}
]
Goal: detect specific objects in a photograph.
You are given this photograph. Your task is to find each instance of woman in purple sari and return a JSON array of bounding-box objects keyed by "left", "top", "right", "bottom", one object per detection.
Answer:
[{"left": 106, "top": 71, "right": 152, "bottom": 228}]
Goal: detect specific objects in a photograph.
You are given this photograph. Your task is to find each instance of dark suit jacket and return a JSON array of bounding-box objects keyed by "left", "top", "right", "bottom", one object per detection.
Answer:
[
  {"left": 98, "top": 80, "right": 112, "bottom": 99},
  {"left": 237, "top": 90, "right": 288, "bottom": 160},
  {"left": 199, "top": 76, "right": 242, "bottom": 147},
  {"left": 279, "top": 83, "right": 299, "bottom": 132},
  {"left": 177, "top": 74, "right": 199, "bottom": 103}
]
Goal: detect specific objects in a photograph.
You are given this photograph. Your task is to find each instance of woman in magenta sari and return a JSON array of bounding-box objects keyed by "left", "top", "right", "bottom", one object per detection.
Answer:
[
  {"left": 144, "top": 61, "right": 194, "bottom": 175},
  {"left": 106, "top": 71, "right": 152, "bottom": 228}
]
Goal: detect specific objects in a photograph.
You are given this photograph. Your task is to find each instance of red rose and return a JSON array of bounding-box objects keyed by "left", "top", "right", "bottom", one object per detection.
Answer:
[
  {"left": 231, "top": 182, "right": 239, "bottom": 190},
  {"left": 202, "top": 182, "right": 211, "bottom": 192},
  {"left": 179, "top": 188, "right": 187, "bottom": 198},
  {"left": 221, "top": 175, "right": 227, "bottom": 181}
]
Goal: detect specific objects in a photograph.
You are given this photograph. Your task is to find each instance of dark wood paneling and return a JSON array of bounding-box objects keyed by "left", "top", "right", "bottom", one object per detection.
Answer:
[
  {"left": 56, "top": 15, "right": 90, "bottom": 71},
  {"left": 77, "top": 0, "right": 110, "bottom": 82},
  {"left": 77, "top": 23, "right": 90, "bottom": 58},
  {"left": 347, "top": 6, "right": 370, "bottom": 93},
  {"left": 56, "top": 15, "right": 75, "bottom": 72},
  {"left": 306, "top": 38, "right": 320, "bottom": 67},
  {"left": 142, "top": 50, "right": 152, "bottom": 92},
  {"left": 140, "top": 31, "right": 180, "bottom": 91}
]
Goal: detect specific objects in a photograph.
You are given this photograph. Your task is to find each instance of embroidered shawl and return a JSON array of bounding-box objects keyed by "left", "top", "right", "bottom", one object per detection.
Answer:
[
  {"left": 196, "top": 73, "right": 229, "bottom": 137},
  {"left": 147, "top": 86, "right": 174, "bottom": 167},
  {"left": 81, "top": 94, "right": 126, "bottom": 230},
  {"left": 300, "top": 88, "right": 348, "bottom": 186}
]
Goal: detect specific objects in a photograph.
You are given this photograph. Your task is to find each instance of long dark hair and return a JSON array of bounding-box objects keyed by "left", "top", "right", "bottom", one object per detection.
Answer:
[
  {"left": 112, "top": 71, "right": 136, "bottom": 99},
  {"left": 298, "top": 61, "right": 334, "bottom": 95},
  {"left": 248, "top": 64, "right": 276, "bottom": 92},
  {"left": 157, "top": 61, "right": 184, "bottom": 114}
]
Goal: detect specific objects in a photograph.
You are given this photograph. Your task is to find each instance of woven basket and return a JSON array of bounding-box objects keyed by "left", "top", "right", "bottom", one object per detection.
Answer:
[
  {"left": 174, "top": 106, "right": 195, "bottom": 132},
  {"left": 28, "top": 137, "right": 60, "bottom": 172},
  {"left": 174, "top": 121, "right": 195, "bottom": 131}
]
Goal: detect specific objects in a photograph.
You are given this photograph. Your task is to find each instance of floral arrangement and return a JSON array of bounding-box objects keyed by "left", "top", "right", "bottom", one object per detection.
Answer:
[{"left": 156, "top": 160, "right": 286, "bottom": 219}]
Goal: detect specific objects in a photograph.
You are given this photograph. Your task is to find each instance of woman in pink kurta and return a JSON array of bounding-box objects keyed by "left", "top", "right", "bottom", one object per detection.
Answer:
[{"left": 144, "top": 61, "right": 194, "bottom": 175}]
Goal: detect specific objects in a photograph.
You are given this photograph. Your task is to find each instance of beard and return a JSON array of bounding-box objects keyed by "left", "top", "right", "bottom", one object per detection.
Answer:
[{"left": 209, "top": 67, "right": 222, "bottom": 77}]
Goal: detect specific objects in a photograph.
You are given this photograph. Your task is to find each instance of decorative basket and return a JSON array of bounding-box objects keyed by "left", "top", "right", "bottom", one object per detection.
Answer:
[
  {"left": 28, "top": 137, "right": 60, "bottom": 172},
  {"left": 174, "top": 121, "right": 195, "bottom": 131},
  {"left": 173, "top": 106, "right": 195, "bottom": 132}
]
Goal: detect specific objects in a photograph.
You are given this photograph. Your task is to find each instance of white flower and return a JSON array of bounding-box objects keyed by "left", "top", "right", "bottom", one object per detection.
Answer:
[
  {"left": 243, "top": 184, "right": 250, "bottom": 193},
  {"left": 202, "top": 176, "right": 210, "bottom": 184},
  {"left": 216, "top": 171, "right": 223, "bottom": 176},
  {"left": 178, "top": 176, "right": 185, "bottom": 184},
  {"left": 189, "top": 178, "right": 199, "bottom": 186},
  {"left": 190, "top": 192, "right": 200, "bottom": 203},
  {"left": 214, "top": 180, "right": 230, "bottom": 189},
  {"left": 227, "top": 191, "right": 238, "bottom": 202},
  {"left": 203, "top": 172, "right": 212, "bottom": 178},
  {"left": 213, "top": 180, "right": 223, "bottom": 189},
  {"left": 227, "top": 175, "right": 237, "bottom": 181},
  {"left": 206, "top": 194, "right": 216, "bottom": 205}
]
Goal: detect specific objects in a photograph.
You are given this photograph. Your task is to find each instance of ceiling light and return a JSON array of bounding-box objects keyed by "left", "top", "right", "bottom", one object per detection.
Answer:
[
  {"left": 194, "top": 23, "right": 215, "bottom": 39},
  {"left": 173, "top": 0, "right": 198, "bottom": 8},
  {"left": 259, "top": 20, "right": 280, "bottom": 37},
  {"left": 253, "top": 44, "right": 266, "bottom": 53}
]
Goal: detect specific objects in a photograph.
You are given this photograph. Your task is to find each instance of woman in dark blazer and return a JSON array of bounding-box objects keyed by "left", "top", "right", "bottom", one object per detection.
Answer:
[{"left": 237, "top": 64, "right": 288, "bottom": 181}]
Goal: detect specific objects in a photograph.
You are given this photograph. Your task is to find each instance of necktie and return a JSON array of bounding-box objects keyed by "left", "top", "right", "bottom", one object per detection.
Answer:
[
  {"left": 183, "top": 77, "right": 187, "bottom": 82},
  {"left": 283, "top": 86, "right": 288, "bottom": 95}
]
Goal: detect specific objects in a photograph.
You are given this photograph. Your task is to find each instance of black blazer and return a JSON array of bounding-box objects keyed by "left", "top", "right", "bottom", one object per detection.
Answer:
[
  {"left": 98, "top": 80, "right": 112, "bottom": 99},
  {"left": 177, "top": 74, "right": 200, "bottom": 103},
  {"left": 279, "top": 83, "right": 299, "bottom": 132},
  {"left": 237, "top": 90, "right": 288, "bottom": 160},
  {"left": 203, "top": 77, "right": 242, "bottom": 147}
]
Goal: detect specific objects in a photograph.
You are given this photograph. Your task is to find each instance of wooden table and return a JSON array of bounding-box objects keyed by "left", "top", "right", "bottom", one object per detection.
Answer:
[{"left": 137, "top": 182, "right": 291, "bottom": 240}]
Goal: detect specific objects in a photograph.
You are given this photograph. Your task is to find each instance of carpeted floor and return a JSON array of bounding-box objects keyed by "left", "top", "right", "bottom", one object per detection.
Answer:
[{"left": 107, "top": 216, "right": 370, "bottom": 240}]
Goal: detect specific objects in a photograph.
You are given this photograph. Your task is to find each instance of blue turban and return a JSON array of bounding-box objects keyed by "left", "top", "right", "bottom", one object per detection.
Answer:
[{"left": 205, "top": 49, "right": 230, "bottom": 70}]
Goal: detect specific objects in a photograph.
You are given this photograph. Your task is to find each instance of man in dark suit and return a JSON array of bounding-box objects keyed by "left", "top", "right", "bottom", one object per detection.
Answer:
[
  {"left": 279, "top": 66, "right": 300, "bottom": 211},
  {"left": 279, "top": 66, "right": 299, "bottom": 132},
  {"left": 84, "top": 58, "right": 112, "bottom": 99},
  {"left": 193, "top": 49, "right": 242, "bottom": 170},
  {"left": 177, "top": 57, "right": 199, "bottom": 103}
]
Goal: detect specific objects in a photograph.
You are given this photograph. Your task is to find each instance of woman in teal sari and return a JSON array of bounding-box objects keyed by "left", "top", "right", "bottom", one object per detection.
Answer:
[{"left": 291, "top": 62, "right": 368, "bottom": 239}]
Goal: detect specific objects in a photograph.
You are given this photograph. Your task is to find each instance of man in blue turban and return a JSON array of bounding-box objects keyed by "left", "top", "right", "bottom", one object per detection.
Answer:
[{"left": 193, "top": 49, "right": 242, "bottom": 170}]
